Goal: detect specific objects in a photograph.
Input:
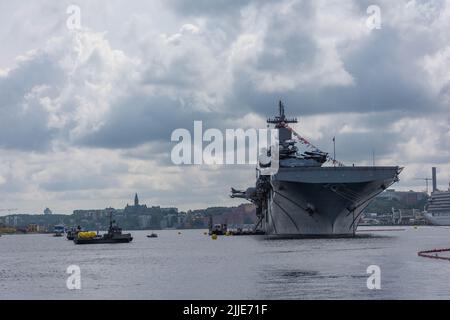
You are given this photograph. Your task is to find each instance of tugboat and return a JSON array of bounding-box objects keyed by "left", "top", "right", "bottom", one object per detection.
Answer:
[
  {"left": 73, "top": 214, "right": 133, "bottom": 244},
  {"left": 206, "top": 214, "right": 223, "bottom": 236},
  {"left": 208, "top": 223, "right": 228, "bottom": 236}
]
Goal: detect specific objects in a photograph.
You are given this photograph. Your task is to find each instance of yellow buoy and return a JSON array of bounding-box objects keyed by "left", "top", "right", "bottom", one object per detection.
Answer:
[
  {"left": 225, "top": 231, "right": 231, "bottom": 236},
  {"left": 211, "top": 234, "right": 218, "bottom": 240}
]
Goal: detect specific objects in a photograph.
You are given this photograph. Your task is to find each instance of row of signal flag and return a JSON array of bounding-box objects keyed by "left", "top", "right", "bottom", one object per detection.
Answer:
[{"left": 283, "top": 124, "right": 345, "bottom": 167}]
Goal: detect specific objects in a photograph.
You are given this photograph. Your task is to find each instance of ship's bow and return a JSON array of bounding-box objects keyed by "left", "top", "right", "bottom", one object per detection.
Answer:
[{"left": 263, "top": 166, "right": 401, "bottom": 237}]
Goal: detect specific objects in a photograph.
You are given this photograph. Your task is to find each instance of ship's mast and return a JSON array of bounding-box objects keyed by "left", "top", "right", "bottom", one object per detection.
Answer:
[
  {"left": 267, "top": 100, "right": 345, "bottom": 166},
  {"left": 267, "top": 101, "right": 298, "bottom": 128}
]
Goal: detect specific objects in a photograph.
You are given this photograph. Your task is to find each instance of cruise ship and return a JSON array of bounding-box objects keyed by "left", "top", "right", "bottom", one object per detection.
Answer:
[{"left": 424, "top": 188, "right": 450, "bottom": 226}]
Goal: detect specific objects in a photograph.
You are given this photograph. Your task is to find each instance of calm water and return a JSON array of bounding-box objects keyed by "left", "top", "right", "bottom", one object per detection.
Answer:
[{"left": 1, "top": 226, "right": 450, "bottom": 300}]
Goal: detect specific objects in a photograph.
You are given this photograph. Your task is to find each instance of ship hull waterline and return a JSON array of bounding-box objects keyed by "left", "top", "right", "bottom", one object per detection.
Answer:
[
  {"left": 73, "top": 237, "right": 133, "bottom": 244},
  {"left": 262, "top": 166, "right": 401, "bottom": 238},
  {"left": 424, "top": 213, "right": 450, "bottom": 226}
]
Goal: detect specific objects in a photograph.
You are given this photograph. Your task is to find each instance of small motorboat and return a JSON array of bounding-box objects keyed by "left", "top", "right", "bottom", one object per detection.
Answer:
[{"left": 147, "top": 233, "right": 158, "bottom": 238}]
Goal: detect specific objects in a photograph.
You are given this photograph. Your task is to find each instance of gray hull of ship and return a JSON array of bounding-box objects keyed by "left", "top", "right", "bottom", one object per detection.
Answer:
[{"left": 262, "top": 166, "right": 400, "bottom": 237}]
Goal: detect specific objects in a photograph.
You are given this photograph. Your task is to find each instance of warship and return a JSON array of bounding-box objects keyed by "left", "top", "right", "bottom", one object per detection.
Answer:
[{"left": 231, "top": 101, "right": 402, "bottom": 237}]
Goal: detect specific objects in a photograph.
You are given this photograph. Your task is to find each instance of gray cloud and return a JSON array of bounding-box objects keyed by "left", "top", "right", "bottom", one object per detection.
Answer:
[
  {"left": 1, "top": 0, "right": 450, "bottom": 213},
  {"left": 0, "top": 51, "right": 64, "bottom": 150}
]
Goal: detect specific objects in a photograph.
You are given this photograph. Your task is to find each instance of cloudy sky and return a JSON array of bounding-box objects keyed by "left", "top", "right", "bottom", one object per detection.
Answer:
[{"left": 1, "top": 0, "right": 449, "bottom": 215}]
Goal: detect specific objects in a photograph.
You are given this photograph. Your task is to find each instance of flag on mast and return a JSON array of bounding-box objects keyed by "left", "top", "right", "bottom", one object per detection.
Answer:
[{"left": 333, "top": 136, "right": 336, "bottom": 167}]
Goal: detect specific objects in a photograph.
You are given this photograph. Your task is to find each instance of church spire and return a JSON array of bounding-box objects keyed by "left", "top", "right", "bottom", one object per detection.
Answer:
[{"left": 134, "top": 193, "right": 139, "bottom": 206}]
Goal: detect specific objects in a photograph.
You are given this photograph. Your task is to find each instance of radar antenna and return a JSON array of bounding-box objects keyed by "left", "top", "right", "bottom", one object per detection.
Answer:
[{"left": 267, "top": 100, "right": 298, "bottom": 128}]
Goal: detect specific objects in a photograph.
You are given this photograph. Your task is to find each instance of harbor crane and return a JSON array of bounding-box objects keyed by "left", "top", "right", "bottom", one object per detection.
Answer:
[{"left": 414, "top": 178, "right": 432, "bottom": 194}]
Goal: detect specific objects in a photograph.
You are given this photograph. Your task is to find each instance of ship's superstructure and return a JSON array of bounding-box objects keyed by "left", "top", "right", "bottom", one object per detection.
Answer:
[{"left": 231, "top": 102, "right": 402, "bottom": 237}]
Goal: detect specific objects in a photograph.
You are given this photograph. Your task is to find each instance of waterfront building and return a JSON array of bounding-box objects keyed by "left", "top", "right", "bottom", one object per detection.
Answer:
[
  {"left": 378, "top": 189, "right": 428, "bottom": 205},
  {"left": 73, "top": 207, "right": 116, "bottom": 219}
]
